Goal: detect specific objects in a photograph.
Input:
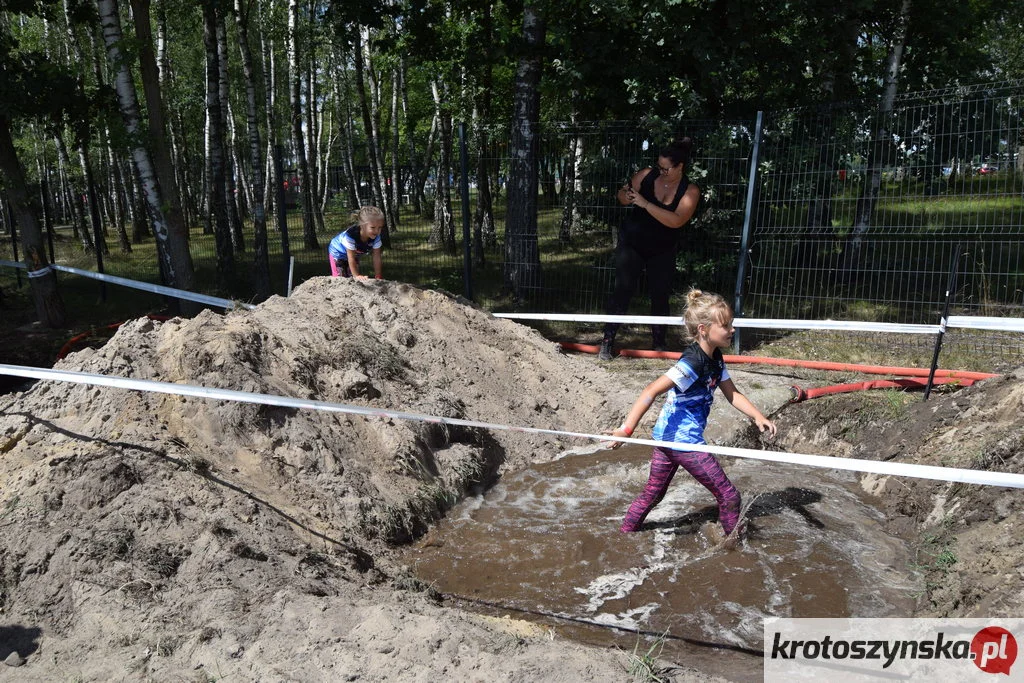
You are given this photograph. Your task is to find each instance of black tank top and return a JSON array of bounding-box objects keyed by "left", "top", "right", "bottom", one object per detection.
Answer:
[{"left": 620, "top": 169, "right": 693, "bottom": 257}]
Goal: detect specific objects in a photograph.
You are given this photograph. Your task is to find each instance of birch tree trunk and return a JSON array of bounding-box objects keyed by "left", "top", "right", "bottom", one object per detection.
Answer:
[
  {"left": 0, "top": 115, "right": 66, "bottom": 327},
  {"left": 338, "top": 59, "right": 360, "bottom": 208},
  {"left": 235, "top": 0, "right": 271, "bottom": 301},
  {"left": 55, "top": 133, "right": 92, "bottom": 251},
  {"left": 289, "top": 0, "right": 318, "bottom": 250},
  {"left": 79, "top": 143, "right": 109, "bottom": 255},
  {"left": 57, "top": 1, "right": 93, "bottom": 251},
  {"left": 416, "top": 112, "right": 438, "bottom": 219},
  {"left": 86, "top": 27, "right": 116, "bottom": 238},
  {"left": 504, "top": 2, "right": 544, "bottom": 298},
  {"left": 304, "top": 6, "right": 325, "bottom": 234},
  {"left": 428, "top": 80, "right": 453, "bottom": 248},
  {"left": 123, "top": 159, "right": 146, "bottom": 243},
  {"left": 216, "top": 12, "right": 245, "bottom": 252},
  {"left": 844, "top": 0, "right": 911, "bottom": 282},
  {"left": 126, "top": 0, "right": 195, "bottom": 294},
  {"left": 472, "top": 114, "right": 495, "bottom": 263},
  {"left": 390, "top": 68, "right": 400, "bottom": 225},
  {"left": 355, "top": 26, "right": 393, "bottom": 242},
  {"left": 557, "top": 130, "right": 580, "bottom": 243},
  {"left": 261, "top": 21, "right": 276, "bottom": 217},
  {"left": 471, "top": 5, "right": 496, "bottom": 259},
  {"left": 105, "top": 127, "right": 131, "bottom": 252},
  {"left": 399, "top": 57, "right": 422, "bottom": 216},
  {"left": 155, "top": 4, "right": 197, "bottom": 230},
  {"left": 202, "top": 0, "right": 235, "bottom": 287}
]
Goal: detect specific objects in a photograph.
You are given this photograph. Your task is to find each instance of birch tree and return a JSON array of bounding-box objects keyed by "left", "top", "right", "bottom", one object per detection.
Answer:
[
  {"left": 234, "top": 0, "right": 272, "bottom": 301},
  {"left": 203, "top": 0, "right": 236, "bottom": 286},
  {"left": 288, "top": 0, "right": 318, "bottom": 250},
  {"left": 428, "top": 79, "right": 453, "bottom": 247},
  {"left": 843, "top": 0, "right": 912, "bottom": 280},
  {"left": 353, "top": 26, "right": 391, "bottom": 238},
  {"left": 503, "top": 1, "right": 544, "bottom": 298},
  {"left": 97, "top": 0, "right": 195, "bottom": 292}
]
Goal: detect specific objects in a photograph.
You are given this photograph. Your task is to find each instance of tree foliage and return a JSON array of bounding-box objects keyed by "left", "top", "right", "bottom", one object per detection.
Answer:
[{"left": 0, "top": 0, "right": 1020, "bottom": 312}]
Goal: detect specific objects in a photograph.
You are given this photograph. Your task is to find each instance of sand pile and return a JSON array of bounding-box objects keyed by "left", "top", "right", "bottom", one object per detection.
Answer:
[{"left": 0, "top": 278, "right": 721, "bottom": 681}]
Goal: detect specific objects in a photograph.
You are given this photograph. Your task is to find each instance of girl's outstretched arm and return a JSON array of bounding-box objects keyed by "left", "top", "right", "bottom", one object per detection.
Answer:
[
  {"left": 607, "top": 375, "right": 676, "bottom": 447},
  {"left": 718, "top": 378, "right": 777, "bottom": 436}
]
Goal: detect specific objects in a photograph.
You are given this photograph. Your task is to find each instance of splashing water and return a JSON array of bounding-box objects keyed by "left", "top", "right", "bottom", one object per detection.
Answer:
[{"left": 401, "top": 444, "right": 920, "bottom": 681}]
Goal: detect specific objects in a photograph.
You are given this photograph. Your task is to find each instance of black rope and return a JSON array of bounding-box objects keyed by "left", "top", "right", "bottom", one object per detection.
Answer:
[{"left": 441, "top": 591, "right": 764, "bottom": 657}]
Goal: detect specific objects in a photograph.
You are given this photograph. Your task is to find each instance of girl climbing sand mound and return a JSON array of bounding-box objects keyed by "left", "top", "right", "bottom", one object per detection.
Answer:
[{"left": 608, "top": 289, "right": 777, "bottom": 536}]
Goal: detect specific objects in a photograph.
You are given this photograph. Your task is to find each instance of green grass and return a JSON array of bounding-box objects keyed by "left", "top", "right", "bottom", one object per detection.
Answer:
[{"left": 623, "top": 632, "right": 672, "bottom": 683}]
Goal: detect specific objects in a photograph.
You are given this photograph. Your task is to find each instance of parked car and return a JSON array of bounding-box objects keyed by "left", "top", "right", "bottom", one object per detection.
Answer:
[{"left": 978, "top": 163, "right": 1000, "bottom": 175}]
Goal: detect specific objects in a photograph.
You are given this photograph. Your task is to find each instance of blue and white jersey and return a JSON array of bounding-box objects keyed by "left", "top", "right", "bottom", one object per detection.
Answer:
[
  {"left": 651, "top": 342, "right": 730, "bottom": 446},
  {"left": 328, "top": 224, "right": 382, "bottom": 260}
]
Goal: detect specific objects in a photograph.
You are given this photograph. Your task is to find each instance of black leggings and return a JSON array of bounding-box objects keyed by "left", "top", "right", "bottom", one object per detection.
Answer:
[{"left": 603, "top": 245, "right": 676, "bottom": 347}]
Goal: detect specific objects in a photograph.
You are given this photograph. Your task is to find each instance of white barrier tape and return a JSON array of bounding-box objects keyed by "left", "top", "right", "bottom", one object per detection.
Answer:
[
  {"left": 2, "top": 363, "right": 1023, "bottom": 490},
  {"left": 730, "top": 318, "right": 942, "bottom": 334},
  {"left": 0, "top": 259, "right": 27, "bottom": 270},
  {"left": 27, "top": 265, "right": 53, "bottom": 278},
  {"left": 493, "top": 312, "right": 942, "bottom": 335},
  {"left": 48, "top": 265, "right": 256, "bottom": 311},
  {"left": 947, "top": 315, "right": 1024, "bottom": 333}
]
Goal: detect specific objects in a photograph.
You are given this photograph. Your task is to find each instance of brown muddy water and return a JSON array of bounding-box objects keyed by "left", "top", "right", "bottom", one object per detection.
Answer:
[{"left": 400, "top": 443, "right": 921, "bottom": 682}]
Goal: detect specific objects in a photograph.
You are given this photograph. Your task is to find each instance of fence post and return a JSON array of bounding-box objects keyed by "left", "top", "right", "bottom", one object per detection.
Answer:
[
  {"left": 733, "top": 110, "right": 764, "bottom": 353},
  {"left": 924, "top": 243, "right": 963, "bottom": 400},
  {"left": 458, "top": 122, "right": 473, "bottom": 300},
  {"left": 273, "top": 144, "right": 291, "bottom": 295}
]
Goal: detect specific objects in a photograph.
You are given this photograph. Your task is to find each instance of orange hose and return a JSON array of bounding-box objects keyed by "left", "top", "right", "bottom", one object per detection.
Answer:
[
  {"left": 790, "top": 377, "right": 976, "bottom": 402},
  {"left": 618, "top": 348, "right": 682, "bottom": 360},
  {"left": 558, "top": 342, "right": 602, "bottom": 354},
  {"left": 718, "top": 355, "right": 997, "bottom": 380},
  {"left": 57, "top": 315, "right": 171, "bottom": 360},
  {"left": 557, "top": 342, "right": 999, "bottom": 380}
]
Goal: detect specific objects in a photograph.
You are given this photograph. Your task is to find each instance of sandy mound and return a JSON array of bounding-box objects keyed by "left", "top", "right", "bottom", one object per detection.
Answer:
[{"left": 0, "top": 278, "right": 726, "bottom": 681}]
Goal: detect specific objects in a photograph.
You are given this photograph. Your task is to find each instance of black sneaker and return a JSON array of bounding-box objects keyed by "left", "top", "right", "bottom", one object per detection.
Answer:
[{"left": 598, "top": 340, "right": 614, "bottom": 361}]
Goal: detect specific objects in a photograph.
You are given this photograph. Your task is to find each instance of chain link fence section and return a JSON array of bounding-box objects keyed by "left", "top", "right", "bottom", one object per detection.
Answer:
[
  {"left": 741, "top": 81, "right": 1024, "bottom": 359},
  {"left": 3, "top": 81, "right": 1022, "bottom": 360}
]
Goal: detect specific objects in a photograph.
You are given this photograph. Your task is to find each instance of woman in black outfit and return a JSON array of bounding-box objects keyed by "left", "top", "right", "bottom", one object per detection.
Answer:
[{"left": 599, "top": 139, "right": 702, "bottom": 360}]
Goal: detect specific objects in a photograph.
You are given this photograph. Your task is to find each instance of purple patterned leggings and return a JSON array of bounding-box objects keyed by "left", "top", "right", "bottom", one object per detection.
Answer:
[{"left": 620, "top": 446, "right": 741, "bottom": 534}]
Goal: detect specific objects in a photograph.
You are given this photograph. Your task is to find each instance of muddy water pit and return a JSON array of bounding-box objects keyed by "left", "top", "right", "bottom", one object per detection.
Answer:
[{"left": 400, "top": 443, "right": 920, "bottom": 682}]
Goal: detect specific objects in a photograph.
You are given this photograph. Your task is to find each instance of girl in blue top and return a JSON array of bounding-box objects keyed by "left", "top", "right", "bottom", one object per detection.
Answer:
[
  {"left": 328, "top": 206, "right": 385, "bottom": 279},
  {"left": 609, "top": 289, "right": 777, "bottom": 536}
]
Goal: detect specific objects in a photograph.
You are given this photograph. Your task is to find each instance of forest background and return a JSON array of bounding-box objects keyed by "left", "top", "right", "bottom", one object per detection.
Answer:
[{"left": 1, "top": 0, "right": 1023, "bottom": 361}]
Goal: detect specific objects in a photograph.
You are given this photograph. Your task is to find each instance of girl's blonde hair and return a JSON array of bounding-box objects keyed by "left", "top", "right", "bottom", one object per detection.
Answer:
[
  {"left": 682, "top": 288, "right": 732, "bottom": 340},
  {"left": 353, "top": 205, "right": 385, "bottom": 226}
]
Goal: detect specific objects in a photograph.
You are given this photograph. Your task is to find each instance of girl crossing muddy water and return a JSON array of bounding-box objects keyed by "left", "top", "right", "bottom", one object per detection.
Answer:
[{"left": 608, "top": 289, "right": 777, "bottom": 536}]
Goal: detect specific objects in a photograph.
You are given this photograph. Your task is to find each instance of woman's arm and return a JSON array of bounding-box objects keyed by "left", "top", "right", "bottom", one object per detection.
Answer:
[
  {"left": 608, "top": 374, "right": 676, "bottom": 447},
  {"left": 718, "top": 378, "right": 777, "bottom": 436},
  {"left": 616, "top": 169, "right": 650, "bottom": 206},
  {"left": 371, "top": 247, "right": 383, "bottom": 279},
  {"left": 627, "top": 182, "right": 701, "bottom": 229}
]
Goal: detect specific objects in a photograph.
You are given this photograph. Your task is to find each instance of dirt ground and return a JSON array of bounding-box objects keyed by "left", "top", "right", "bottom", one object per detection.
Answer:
[
  {"left": 0, "top": 278, "right": 725, "bottom": 682},
  {"left": 774, "top": 371, "right": 1024, "bottom": 618},
  {"left": 0, "top": 276, "right": 1022, "bottom": 681}
]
